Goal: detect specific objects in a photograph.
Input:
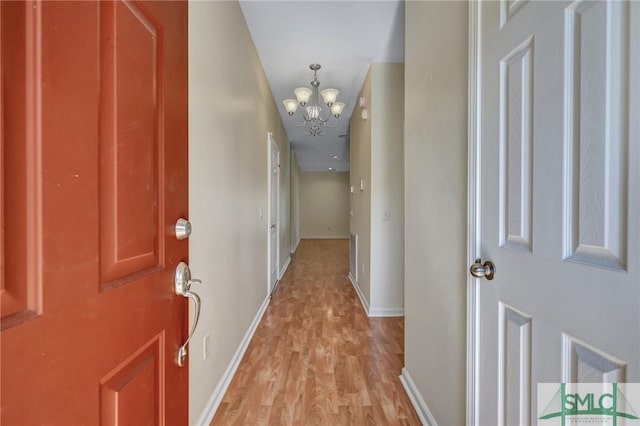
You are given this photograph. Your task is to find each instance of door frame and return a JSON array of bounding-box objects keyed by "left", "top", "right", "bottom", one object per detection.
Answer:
[
  {"left": 466, "top": 1, "right": 482, "bottom": 425},
  {"left": 267, "top": 131, "right": 280, "bottom": 295}
]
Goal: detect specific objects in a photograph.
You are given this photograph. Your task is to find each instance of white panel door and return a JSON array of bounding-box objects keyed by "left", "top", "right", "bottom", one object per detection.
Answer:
[
  {"left": 269, "top": 135, "right": 280, "bottom": 294},
  {"left": 475, "top": 1, "right": 640, "bottom": 424}
]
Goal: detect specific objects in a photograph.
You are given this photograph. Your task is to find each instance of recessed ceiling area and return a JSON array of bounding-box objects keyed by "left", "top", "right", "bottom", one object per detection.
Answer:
[{"left": 239, "top": 0, "right": 405, "bottom": 172}]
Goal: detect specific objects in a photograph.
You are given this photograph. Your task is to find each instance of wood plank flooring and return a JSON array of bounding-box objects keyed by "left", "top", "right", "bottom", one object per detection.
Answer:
[{"left": 210, "top": 239, "right": 421, "bottom": 425}]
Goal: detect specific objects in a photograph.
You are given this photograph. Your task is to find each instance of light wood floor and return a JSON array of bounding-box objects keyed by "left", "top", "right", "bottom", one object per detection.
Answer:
[{"left": 210, "top": 239, "right": 421, "bottom": 425}]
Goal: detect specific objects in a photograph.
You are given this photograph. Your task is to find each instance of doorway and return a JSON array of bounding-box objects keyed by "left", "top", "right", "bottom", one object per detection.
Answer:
[{"left": 268, "top": 132, "right": 280, "bottom": 295}]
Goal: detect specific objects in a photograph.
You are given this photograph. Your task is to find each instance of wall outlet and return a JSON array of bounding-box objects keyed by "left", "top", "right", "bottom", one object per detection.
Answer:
[
  {"left": 383, "top": 209, "right": 391, "bottom": 221},
  {"left": 203, "top": 333, "right": 211, "bottom": 361}
]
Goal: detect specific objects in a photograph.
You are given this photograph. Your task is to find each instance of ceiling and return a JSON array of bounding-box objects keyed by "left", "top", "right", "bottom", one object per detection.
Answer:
[{"left": 239, "top": 0, "right": 405, "bottom": 172}]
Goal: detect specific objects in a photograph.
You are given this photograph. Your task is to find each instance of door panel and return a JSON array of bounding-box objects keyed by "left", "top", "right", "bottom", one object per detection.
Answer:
[
  {"left": 100, "top": 333, "right": 164, "bottom": 426},
  {"left": 0, "top": 0, "right": 42, "bottom": 328},
  {"left": 99, "top": 0, "right": 163, "bottom": 288},
  {"left": 0, "top": 2, "right": 188, "bottom": 425},
  {"left": 498, "top": 303, "right": 532, "bottom": 426},
  {"left": 563, "top": 0, "right": 629, "bottom": 270},
  {"left": 499, "top": 35, "right": 533, "bottom": 253},
  {"left": 476, "top": 1, "right": 640, "bottom": 424}
]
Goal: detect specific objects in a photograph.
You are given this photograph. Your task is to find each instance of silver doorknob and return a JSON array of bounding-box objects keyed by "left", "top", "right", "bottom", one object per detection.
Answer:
[
  {"left": 470, "top": 258, "right": 495, "bottom": 280},
  {"left": 175, "top": 218, "right": 192, "bottom": 240},
  {"left": 175, "top": 262, "right": 202, "bottom": 367},
  {"left": 270, "top": 224, "right": 276, "bottom": 229}
]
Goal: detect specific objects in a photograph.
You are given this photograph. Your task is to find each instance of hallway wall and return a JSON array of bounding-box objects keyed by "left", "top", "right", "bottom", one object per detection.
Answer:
[
  {"left": 350, "top": 63, "right": 405, "bottom": 316},
  {"left": 403, "top": 1, "right": 468, "bottom": 425},
  {"left": 188, "top": 2, "right": 291, "bottom": 424},
  {"left": 350, "top": 68, "right": 373, "bottom": 307},
  {"left": 370, "top": 63, "right": 404, "bottom": 315},
  {"left": 299, "top": 172, "right": 350, "bottom": 239}
]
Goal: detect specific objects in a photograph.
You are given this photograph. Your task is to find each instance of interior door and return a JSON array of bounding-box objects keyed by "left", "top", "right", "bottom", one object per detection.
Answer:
[
  {"left": 269, "top": 135, "right": 280, "bottom": 294},
  {"left": 1, "top": 1, "right": 189, "bottom": 424},
  {"left": 475, "top": 0, "right": 640, "bottom": 424}
]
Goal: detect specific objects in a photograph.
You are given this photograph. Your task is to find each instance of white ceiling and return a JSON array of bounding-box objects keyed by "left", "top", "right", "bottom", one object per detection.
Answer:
[{"left": 239, "top": 0, "right": 405, "bottom": 172}]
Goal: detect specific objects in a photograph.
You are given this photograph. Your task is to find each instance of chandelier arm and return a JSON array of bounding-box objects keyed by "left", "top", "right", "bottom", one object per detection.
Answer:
[
  {"left": 304, "top": 119, "right": 325, "bottom": 136},
  {"left": 289, "top": 113, "right": 309, "bottom": 127},
  {"left": 322, "top": 117, "right": 339, "bottom": 128},
  {"left": 319, "top": 114, "right": 338, "bottom": 126},
  {"left": 317, "top": 106, "right": 333, "bottom": 123}
]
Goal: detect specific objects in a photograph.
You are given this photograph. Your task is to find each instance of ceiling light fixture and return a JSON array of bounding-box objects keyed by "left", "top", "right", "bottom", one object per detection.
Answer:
[
  {"left": 332, "top": 155, "right": 339, "bottom": 159},
  {"left": 328, "top": 167, "right": 336, "bottom": 171},
  {"left": 282, "top": 64, "right": 345, "bottom": 137}
]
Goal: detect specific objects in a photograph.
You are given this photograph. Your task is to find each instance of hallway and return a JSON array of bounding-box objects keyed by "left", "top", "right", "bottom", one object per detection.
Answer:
[{"left": 211, "top": 239, "right": 420, "bottom": 425}]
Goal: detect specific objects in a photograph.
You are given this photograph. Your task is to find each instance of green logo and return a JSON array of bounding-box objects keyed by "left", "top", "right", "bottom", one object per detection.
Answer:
[{"left": 539, "top": 383, "right": 639, "bottom": 426}]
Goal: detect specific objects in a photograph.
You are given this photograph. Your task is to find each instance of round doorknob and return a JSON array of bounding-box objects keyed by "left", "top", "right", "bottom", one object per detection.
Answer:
[
  {"left": 175, "top": 218, "right": 192, "bottom": 240},
  {"left": 470, "top": 258, "right": 495, "bottom": 280}
]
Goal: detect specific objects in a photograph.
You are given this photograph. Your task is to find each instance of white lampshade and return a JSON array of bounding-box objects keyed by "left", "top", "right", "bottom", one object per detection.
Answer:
[
  {"left": 283, "top": 99, "right": 298, "bottom": 115},
  {"left": 293, "top": 87, "right": 312, "bottom": 105},
  {"left": 331, "top": 102, "right": 345, "bottom": 117},
  {"left": 305, "top": 105, "right": 321, "bottom": 119},
  {"left": 320, "top": 88, "right": 339, "bottom": 106}
]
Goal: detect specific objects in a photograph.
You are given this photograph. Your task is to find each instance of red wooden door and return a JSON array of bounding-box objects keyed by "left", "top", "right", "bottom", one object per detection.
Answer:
[{"left": 1, "top": 1, "right": 189, "bottom": 424}]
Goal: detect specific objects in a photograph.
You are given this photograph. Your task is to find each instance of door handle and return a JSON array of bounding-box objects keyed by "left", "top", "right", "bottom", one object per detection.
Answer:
[
  {"left": 470, "top": 258, "right": 495, "bottom": 280},
  {"left": 270, "top": 224, "right": 276, "bottom": 229},
  {"left": 174, "top": 262, "right": 202, "bottom": 367}
]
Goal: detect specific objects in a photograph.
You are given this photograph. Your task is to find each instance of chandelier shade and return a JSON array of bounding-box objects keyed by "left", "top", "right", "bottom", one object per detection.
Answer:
[
  {"left": 293, "top": 87, "right": 312, "bottom": 105},
  {"left": 282, "top": 64, "right": 343, "bottom": 136},
  {"left": 331, "top": 102, "right": 345, "bottom": 116},
  {"left": 320, "top": 88, "right": 339, "bottom": 106},
  {"left": 282, "top": 99, "right": 298, "bottom": 114}
]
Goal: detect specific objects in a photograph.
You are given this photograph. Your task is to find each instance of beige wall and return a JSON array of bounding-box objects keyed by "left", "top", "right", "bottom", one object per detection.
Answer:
[
  {"left": 350, "top": 63, "right": 404, "bottom": 315},
  {"left": 290, "top": 151, "right": 301, "bottom": 251},
  {"left": 404, "top": 1, "right": 468, "bottom": 425},
  {"left": 188, "top": 2, "right": 290, "bottom": 424},
  {"left": 370, "top": 63, "right": 404, "bottom": 314},
  {"left": 350, "top": 68, "right": 373, "bottom": 306},
  {"left": 299, "top": 172, "right": 350, "bottom": 239}
]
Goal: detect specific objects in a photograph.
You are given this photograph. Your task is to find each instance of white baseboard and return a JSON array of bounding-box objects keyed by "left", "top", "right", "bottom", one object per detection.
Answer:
[
  {"left": 347, "top": 274, "right": 403, "bottom": 318},
  {"left": 290, "top": 237, "right": 301, "bottom": 254},
  {"left": 194, "top": 296, "right": 271, "bottom": 426},
  {"left": 399, "top": 368, "right": 438, "bottom": 426},
  {"left": 278, "top": 255, "right": 291, "bottom": 279},
  {"left": 348, "top": 273, "right": 370, "bottom": 315},
  {"left": 369, "top": 307, "right": 404, "bottom": 317},
  {"left": 301, "top": 236, "right": 350, "bottom": 240}
]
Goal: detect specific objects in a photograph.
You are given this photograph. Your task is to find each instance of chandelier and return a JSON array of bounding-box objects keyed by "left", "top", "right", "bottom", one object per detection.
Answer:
[{"left": 282, "top": 64, "right": 346, "bottom": 136}]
